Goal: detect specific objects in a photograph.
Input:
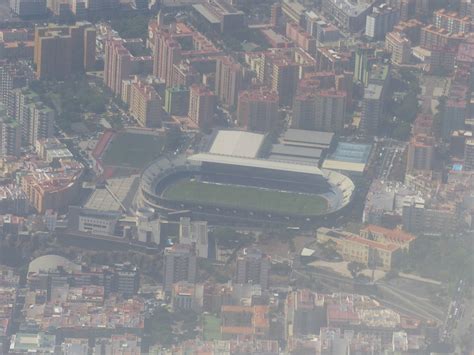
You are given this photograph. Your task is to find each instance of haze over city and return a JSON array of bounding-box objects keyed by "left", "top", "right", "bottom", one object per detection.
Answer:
[{"left": 0, "top": 0, "right": 472, "bottom": 353}]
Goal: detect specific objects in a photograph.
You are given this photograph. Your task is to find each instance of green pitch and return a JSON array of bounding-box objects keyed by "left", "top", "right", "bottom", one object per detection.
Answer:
[
  {"left": 102, "top": 132, "right": 164, "bottom": 169},
  {"left": 163, "top": 180, "right": 328, "bottom": 216}
]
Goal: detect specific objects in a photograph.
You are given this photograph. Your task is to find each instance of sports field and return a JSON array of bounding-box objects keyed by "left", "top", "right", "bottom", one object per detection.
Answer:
[
  {"left": 163, "top": 180, "right": 328, "bottom": 216},
  {"left": 101, "top": 132, "right": 164, "bottom": 169}
]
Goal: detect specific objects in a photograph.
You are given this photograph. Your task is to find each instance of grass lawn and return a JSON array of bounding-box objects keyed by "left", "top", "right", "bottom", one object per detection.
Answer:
[
  {"left": 102, "top": 132, "right": 164, "bottom": 169},
  {"left": 163, "top": 180, "right": 328, "bottom": 216},
  {"left": 202, "top": 315, "right": 221, "bottom": 341}
]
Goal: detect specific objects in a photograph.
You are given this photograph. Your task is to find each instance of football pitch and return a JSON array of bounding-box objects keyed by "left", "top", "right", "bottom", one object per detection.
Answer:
[
  {"left": 101, "top": 132, "right": 164, "bottom": 169},
  {"left": 163, "top": 180, "right": 328, "bottom": 216}
]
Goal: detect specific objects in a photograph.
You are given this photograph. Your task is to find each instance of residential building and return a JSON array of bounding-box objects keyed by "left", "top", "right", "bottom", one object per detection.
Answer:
[
  {"left": 385, "top": 31, "right": 412, "bottom": 64},
  {"left": 129, "top": 78, "right": 162, "bottom": 128},
  {"left": 10, "top": 0, "right": 47, "bottom": 17},
  {"left": 149, "top": 19, "right": 220, "bottom": 87},
  {"left": 271, "top": 58, "right": 299, "bottom": 107},
  {"left": 34, "top": 23, "right": 95, "bottom": 80},
  {"left": 192, "top": 0, "right": 246, "bottom": 34},
  {"left": 0, "top": 118, "right": 21, "bottom": 157},
  {"left": 465, "top": 139, "right": 474, "bottom": 171},
  {"left": 13, "top": 89, "right": 55, "bottom": 146},
  {"left": 360, "top": 84, "right": 383, "bottom": 136},
  {"left": 164, "top": 86, "right": 189, "bottom": 116},
  {"left": 103, "top": 38, "right": 152, "bottom": 96},
  {"left": 433, "top": 9, "right": 471, "bottom": 34},
  {"left": 237, "top": 88, "right": 279, "bottom": 132},
  {"left": 0, "top": 184, "right": 28, "bottom": 215},
  {"left": 314, "top": 89, "right": 346, "bottom": 133},
  {"left": 420, "top": 25, "right": 465, "bottom": 50},
  {"left": 285, "top": 22, "right": 317, "bottom": 56},
  {"left": 402, "top": 196, "right": 426, "bottom": 234},
  {"left": 406, "top": 134, "right": 435, "bottom": 171},
  {"left": 188, "top": 84, "right": 216, "bottom": 128},
  {"left": 221, "top": 305, "right": 270, "bottom": 340},
  {"left": 285, "top": 289, "right": 325, "bottom": 340},
  {"left": 281, "top": 0, "right": 306, "bottom": 24},
  {"left": 179, "top": 217, "right": 209, "bottom": 259},
  {"left": 21, "top": 160, "right": 83, "bottom": 213},
  {"left": 365, "top": 4, "right": 399, "bottom": 40},
  {"left": 322, "top": 0, "right": 379, "bottom": 32},
  {"left": 215, "top": 56, "right": 242, "bottom": 108},
  {"left": 0, "top": 62, "right": 33, "bottom": 108},
  {"left": 163, "top": 244, "right": 197, "bottom": 292},
  {"left": 235, "top": 248, "right": 270, "bottom": 289}
]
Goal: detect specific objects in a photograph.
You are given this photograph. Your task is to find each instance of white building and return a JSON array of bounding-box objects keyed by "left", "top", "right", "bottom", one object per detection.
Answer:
[{"left": 179, "top": 217, "right": 209, "bottom": 259}]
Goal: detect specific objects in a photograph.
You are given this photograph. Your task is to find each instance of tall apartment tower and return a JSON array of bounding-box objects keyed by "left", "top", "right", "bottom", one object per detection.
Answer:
[
  {"left": 406, "top": 134, "right": 435, "bottom": 172},
  {"left": 34, "top": 23, "right": 96, "bottom": 80},
  {"left": 0, "top": 119, "right": 21, "bottom": 157},
  {"left": 188, "top": 84, "right": 216, "bottom": 129},
  {"left": 13, "top": 89, "right": 54, "bottom": 146},
  {"left": 237, "top": 88, "right": 279, "bottom": 132},
  {"left": 179, "top": 217, "right": 209, "bottom": 259},
  {"left": 365, "top": 4, "right": 399, "bottom": 40},
  {"left": 271, "top": 60, "right": 299, "bottom": 107},
  {"left": 360, "top": 84, "right": 383, "bottom": 136},
  {"left": 103, "top": 38, "right": 153, "bottom": 96},
  {"left": 163, "top": 244, "right": 197, "bottom": 292},
  {"left": 129, "top": 79, "right": 162, "bottom": 128},
  {"left": 464, "top": 139, "right": 474, "bottom": 171},
  {"left": 235, "top": 248, "right": 271, "bottom": 289},
  {"left": 314, "top": 89, "right": 347, "bottom": 133},
  {"left": 215, "top": 56, "right": 243, "bottom": 108}
]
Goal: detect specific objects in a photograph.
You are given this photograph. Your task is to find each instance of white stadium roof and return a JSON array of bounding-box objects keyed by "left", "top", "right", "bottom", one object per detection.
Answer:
[
  {"left": 209, "top": 130, "right": 265, "bottom": 158},
  {"left": 189, "top": 153, "right": 324, "bottom": 176}
]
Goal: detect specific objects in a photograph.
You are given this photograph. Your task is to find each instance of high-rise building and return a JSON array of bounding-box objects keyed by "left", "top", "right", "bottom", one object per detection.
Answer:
[
  {"left": 353, "top": 46, "right": 376, "bottom": 85},
  {"left": 104, "top": 38, "right": 152, "bottom": 96},
  {"left": 188, "top": 84, "right": 216, "bottom": 128},
  {"left": 163, "top": 244, "right": 197, "bottom": 292},
  {"left": 406, "top": 134, "right": 435, "bottom": 172},
  {"left": 0, "top": 62, "right": 32, "bottom": 108},
  {"left": 215, "top": 56, "right": 242, "bottom": 108},
  {"left": 164, "top": 86, "right": 189, "bottom": 116},
  {"left": 385, "top": 31, "right": 412, "bottom": 64},
  {"left": 433, "top": 9, "right": 471, "bottom": 34},
  {"left": 179, "top": 217, "right": 209, "bottom": 259},
  {"left": 464, "top": 139, "right": 474, "bottom": 171},
  {"left": 235, "top": 248, "right": 270, "bottom": 289},
  {"left": 0, "top": 118, "right": 21, "bottom": 157},
  {"left": 402, "top": 196, "right": 425, "bottom": 234},
  {"left": 285, "top": 289, "right": 325, "bottom": 340},
  {"left": 14, "top": 89, "right": 54, "bottom": 146},
  {"left": 129, "top": 79, "right": 162, "bottom": 128},
  {"left": 149, "top": 19, "right": 220, "bottom": 88},
  {"left": 314, "top": 89, "right": 347, "bottom": 133},
  {"left": 271, "top": 59, "right": 299, "bottom": 107},
  {"left": 365, "top": 4, "right": 399, "bottom": 40},
  {"left": 34, "top": 23, "right": 96, "bottom": 80},
  {"left": 237, "top": 88, "right": 279, "bottom": 132},
  {"left": 10, "top": 0, "right": 47, "bottom": 17},
  {"left": 360, "top": 84, "right": 383, "bottom": 136}
]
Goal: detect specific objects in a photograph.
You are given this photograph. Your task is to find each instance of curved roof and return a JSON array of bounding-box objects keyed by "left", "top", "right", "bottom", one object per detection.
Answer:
[{"left": 28, "top": 255, "right": 81, "bottom": 274}]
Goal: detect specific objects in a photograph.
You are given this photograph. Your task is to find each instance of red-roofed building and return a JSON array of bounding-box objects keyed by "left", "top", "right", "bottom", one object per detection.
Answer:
[{"left": 360, "top": 225, "right": 416, "bottom": 251}]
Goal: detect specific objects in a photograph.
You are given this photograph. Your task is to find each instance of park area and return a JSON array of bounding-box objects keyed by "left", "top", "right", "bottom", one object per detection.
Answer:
[
  {"left": 101, "top": 131, "right": 165, "bottom": 169},
  {"left": 163, "top": 180, "right": 328, "bottom": 216}
]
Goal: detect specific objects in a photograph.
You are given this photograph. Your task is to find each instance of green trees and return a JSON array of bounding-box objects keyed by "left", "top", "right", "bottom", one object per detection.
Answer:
[{"left": 347, "top": 261, "right": 365, "bottom": 279}]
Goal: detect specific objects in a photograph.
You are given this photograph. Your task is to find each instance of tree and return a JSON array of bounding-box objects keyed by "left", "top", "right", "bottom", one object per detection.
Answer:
[{"left": 347, "top": 261, "right": 365, "bottom": 279}]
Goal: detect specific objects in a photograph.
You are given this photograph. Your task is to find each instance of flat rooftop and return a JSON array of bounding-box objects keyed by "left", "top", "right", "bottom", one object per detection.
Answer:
[
  {"left": 283, "top": 129, "right": 335, "bottom": 147},
  {"left": 209, "top": 130, "right": 265, "bottom": 158},
  {"left": 189, "top": 153, "right": 324, "bottom": 176},
  {"left": 326, "top": 0, "right": 376, "bottom": 17},
  {"left": 322, "top": 142, "right": 372, "bottom": 174},
  {"left": 271, "top": 144, "right": 323, "bottom": 159},
  {"left": 364, "top": 84, "right": 383, "bottom": 100},
  {"left": 85, "top": 175, "right": 140, "bottom": 212}
]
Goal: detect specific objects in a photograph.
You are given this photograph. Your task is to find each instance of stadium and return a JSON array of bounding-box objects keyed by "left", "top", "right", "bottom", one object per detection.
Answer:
[{"left": 138, "top": 131, "right": 355, "bottom": 224}]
